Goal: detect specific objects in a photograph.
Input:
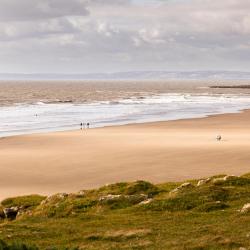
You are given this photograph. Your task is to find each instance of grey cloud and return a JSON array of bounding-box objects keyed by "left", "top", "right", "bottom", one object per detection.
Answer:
[
  {"left": 0, "top": 17, "right": 78, "bottom": 41},
  {"left": 0, "top": 0, "right": 250, "bottom": 73},
  {"left": 0, "top": 0, "right": 89, "bottom": 21},
  {"left": 89, "top": 0, "right": 131, "bottom": 5}
]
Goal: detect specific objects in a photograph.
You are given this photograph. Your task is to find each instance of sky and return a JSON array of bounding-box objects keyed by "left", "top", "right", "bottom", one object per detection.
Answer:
[{"left": 0, "top": 0, "right": 250, "bottom": 74}]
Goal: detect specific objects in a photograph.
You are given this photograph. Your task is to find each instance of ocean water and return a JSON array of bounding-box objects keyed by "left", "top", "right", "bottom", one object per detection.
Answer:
[{"left": 1, "top": 93, "right": 250, "bottom": 137}]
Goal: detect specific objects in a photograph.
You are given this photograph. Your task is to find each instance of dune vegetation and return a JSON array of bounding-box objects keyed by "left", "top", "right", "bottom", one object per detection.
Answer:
[{"left": 0, "top": 174, "right": 250, "bottom": 250}]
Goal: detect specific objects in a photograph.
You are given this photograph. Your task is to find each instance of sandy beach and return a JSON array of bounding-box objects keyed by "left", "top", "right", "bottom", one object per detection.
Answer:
[{"left": 1, "top": 110, "right": 250, "bottom": 200}]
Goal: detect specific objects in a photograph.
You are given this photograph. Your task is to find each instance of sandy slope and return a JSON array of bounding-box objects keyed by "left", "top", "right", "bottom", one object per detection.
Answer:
[{"left": 1, "top": 110, "right": 250, "bottom": 200}]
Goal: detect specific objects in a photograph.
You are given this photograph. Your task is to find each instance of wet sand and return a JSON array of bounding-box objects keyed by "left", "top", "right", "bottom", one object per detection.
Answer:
[{"left": 0, "top": 110, "right": 250, "bottom": 200}]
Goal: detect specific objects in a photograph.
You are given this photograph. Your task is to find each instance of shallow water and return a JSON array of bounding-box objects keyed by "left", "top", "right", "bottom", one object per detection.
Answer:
[{"left": 1, "top": 93, "right": 250, "bottom": 137}]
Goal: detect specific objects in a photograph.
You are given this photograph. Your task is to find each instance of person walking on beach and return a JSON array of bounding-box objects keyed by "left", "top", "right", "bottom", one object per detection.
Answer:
[
  {"left": 87, "top": 122, "right": 90, "bottom": 129},
  {"left": 80, "top": 123, "right": 83, "bottom": 130}
]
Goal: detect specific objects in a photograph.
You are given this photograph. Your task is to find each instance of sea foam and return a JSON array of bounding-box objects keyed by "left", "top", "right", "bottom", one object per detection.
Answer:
[{"left": 1, "top": 93, "right": 250, "bottom": 137}]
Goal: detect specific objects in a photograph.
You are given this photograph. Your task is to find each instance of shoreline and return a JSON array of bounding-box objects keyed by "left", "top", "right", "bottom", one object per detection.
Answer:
[
  {"left": 0, "top": 106, "right": 248, "bottom": 139},
  {"left": 2, "top": 90, "right": 250, "bottom": 138},
  {"left": 1, "top": 109, "right": 250, "bottom": 200}
]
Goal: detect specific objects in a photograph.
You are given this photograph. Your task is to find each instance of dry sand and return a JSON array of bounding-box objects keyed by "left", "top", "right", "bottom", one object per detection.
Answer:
[{"left": 1, "top": 110, "right": 250, "bottom": 200}]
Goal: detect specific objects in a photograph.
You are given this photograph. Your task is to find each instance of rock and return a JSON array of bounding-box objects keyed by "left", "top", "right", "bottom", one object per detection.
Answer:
[
  {"left": 16, "top": 211, "right": 23, "bottom": 217},
  {"left": 17, "top": 210, "right": 32, "bottom": 218},
  {"left": 99, "top": 194, "right": 122, "bottom": 202},
  {"left": 223, "top": 175, "right": 237, "bottom": 181},
  {"left": 138, "top": 194, "right": 148, "bottom": 200},
  {"left": 57, "top": 193, "right": 68, "bottom": 199},
  {"left": 40, "top": 199, "right": 47, "bottom": 205},
  {"left": 240, "top": 203, "right": 250, "bottom": 214},
  {"left": 99, "top": 194, "right": 148, "bottom": 206},
  {"left": 40, "top": 193, "right": 68, "bottom": 205},
  {"left": 3, "top": 207, "right": 19, "bottom": 220},
  {"left": 180, "top": 183, "right": 192, "bottom": 188},
  {"left": 239, "top": 248, "right": 247, "bottom": 250},
  {"left": 213, "top": 175, "right": 238, "bottom": 184},
  {"left": 197, "top": 178, "right": 211, "bottom": 186},
  {"left": 75, "top": 190, "right": 85, "bottom": 198},
  {"left": 171, "top": 189, "right": 180, "bottom": 193},
  {"left": 40, "top": 196, "right": 53, "bottom": 205},
  {"left": 171, "top": 182, "right": 194, "bottom": 193},
  {"left": 212, "top": 177, "right": 224, "bottom": 184},
  {"left": 139, "top": 198, "right": 153, "bottom": 205}
]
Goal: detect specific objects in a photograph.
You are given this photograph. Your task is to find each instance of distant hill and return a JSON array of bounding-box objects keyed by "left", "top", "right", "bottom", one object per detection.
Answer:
[{"left": 1, "top": 71, "right": 250, "bottom": 80}]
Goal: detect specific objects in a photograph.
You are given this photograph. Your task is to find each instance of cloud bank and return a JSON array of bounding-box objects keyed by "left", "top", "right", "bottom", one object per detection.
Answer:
[{"left": 0, "top": 0, "right": 250, "bottom": 73}]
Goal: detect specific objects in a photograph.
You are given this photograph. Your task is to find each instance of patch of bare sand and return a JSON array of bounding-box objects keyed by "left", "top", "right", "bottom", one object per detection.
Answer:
[{"left": 0, "top": 110, "right": 250, "bottom": 200}]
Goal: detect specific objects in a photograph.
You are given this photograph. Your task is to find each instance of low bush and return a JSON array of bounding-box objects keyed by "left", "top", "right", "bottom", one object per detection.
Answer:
[
  {"left": 195, "top": 201, "right": 229, "bottom": 212},
  {"left": 124, "top": 181, "right": 159, "bottom": 197},
  {"left": 214, "top": 177, "right": 250, "bottom": 187},
  {"left": 99, "top": 194, "right": 147, "bottom": 209},
  {"left": 0, "top": 240, "right": 38, "bottom": 250},
  {"left": 1, "top": 195, "right": 46, "bottom": 209}
]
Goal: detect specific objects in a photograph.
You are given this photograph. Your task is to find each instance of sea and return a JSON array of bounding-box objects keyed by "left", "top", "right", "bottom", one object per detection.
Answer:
[{"left": 1, "top": 80, "right": 250, "bottom": 137}]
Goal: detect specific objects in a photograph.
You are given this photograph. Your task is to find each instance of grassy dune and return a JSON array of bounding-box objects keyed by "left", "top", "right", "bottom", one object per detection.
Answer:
[{"left": 0, "top": 174, "right": 250, "bottom": 250}]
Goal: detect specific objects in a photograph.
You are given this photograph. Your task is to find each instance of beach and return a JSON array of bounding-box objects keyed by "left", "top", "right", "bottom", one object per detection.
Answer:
[
  {"left": 1, "top": 109, "right": 250, "bottom": 200},
  {"left": 3, "top": 80, "right": 250, "bottom": 137}
]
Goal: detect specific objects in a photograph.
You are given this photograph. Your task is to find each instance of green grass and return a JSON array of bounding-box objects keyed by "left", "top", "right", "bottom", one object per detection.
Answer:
[
  {"left": 0, "top": 175, "right": 250, "bottom": 249},
  {"left": 0, "top": 240, "right": 38, "bottom": 250},
  {"left": 1, "top": 195, "right": 46, "bottom": 209}
]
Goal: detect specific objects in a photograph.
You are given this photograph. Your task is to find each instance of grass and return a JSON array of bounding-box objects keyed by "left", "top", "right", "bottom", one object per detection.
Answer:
[
  {"left": 0, "top": 175, "right": 249, "bottom": 249},
  {"left": 1, "top": 195, "right": 46, "bottom": 209},
  {"left": 0, "top": 240, "right": 38, "bottom": 250}
]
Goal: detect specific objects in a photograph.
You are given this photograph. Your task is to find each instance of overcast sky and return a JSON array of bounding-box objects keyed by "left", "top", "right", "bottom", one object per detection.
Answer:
[{"left": 0, "top": 0, "right": 250, "bottom": 74}]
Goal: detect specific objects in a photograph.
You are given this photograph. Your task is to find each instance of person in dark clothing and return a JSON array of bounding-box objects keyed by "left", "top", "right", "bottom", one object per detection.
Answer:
[{"left": 216, "top": 135, "right": 222, "bottom": 141}]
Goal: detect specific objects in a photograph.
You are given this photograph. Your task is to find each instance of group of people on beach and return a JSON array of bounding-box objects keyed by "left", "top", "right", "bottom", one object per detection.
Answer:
[{"left": 80, "top": 122, "right": 90, "bottom": 130}]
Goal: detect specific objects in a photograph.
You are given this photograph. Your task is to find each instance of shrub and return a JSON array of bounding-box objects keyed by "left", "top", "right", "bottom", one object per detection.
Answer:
[
  {"left": 99, "top": 194, "right": 147, "bottom": 209},
  {"left": 195, "top": 202, "right": 229, "bottom": 212},
  {"left": 96, "top": 181, "right": 159, "bottom": 197},
  {"left": 241, "top": 173, "right": 250, "bottom": 178},
  {"left": 0, "top": 240, "right": 38, "bottom": 250},
  {"left": 96, "top": 183, "right": 129, "bottom": 196},
  {"left": 125, "top": 181, "right": 159, "bottom": 197},
  {"left": 144, "top": 197, "right": 198, "bottom": 211},
  {"left": 73, "top": 199, "right": 97, "bottom": 212},
  {"left": 43, "top": 201, "right": 73, "bottom": 218},
  {"left": 143, "top": 185, "right": 229, "bottom": 212},
  {"left": 214, "top": 177, "right": 250, "bottom": 187},
  {"left": 0, "top": 207, "right": 5, "bottom": 219},
  {"left": 1, "top": 195, "right": 46, "bottom": 209}
]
